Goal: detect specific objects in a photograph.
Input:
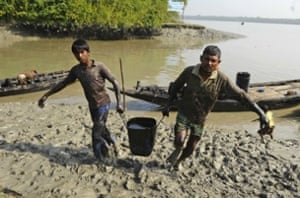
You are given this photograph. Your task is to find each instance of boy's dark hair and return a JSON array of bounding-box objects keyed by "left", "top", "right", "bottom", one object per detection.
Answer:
[
  {"left": 71, "top": 39, "right": 90, "bottom": 53},
  {"left": 202, "top": 45, "right": 221, "bottom": 58}
]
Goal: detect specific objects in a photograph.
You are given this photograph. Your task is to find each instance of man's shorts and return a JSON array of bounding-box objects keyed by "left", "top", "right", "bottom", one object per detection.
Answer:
[{"left": 174, "top": 112, "right": 205, "bottom": 137}]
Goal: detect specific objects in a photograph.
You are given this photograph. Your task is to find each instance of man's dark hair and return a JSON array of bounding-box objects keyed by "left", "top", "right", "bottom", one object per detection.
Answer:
[
  {"left": 202, "top": 45, "right": 221, "bottom": 58},
  {"left": 71, "top": 39, "right": 90, "bottom": 53}
]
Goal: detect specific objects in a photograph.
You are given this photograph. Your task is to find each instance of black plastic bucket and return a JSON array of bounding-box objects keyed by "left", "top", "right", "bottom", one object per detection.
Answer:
[
  {"left": 236, "top": 72, "right": 250, "bottom": 92},
  {"left": 126, "top": 117, "right": 157, "bottom": 156}
]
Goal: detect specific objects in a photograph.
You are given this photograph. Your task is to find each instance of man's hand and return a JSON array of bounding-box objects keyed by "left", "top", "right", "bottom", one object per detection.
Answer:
[
  {"left": 38, "top": 95, "right": 47, "bottom": 108},
  {"left": 259, "top": 115, "right": 269, "bottom": 128},
  {"left": 116, "top": 104, "right": 124, "bottom": 114},
  {"left": 162, "top": 106, "right": 170, "bottom": 117}
]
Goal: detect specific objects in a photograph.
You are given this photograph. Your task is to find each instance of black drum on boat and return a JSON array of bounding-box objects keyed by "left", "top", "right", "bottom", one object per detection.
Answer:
[
  {"left": 236, "top": 72, "right": 250, "bottom": 92},
  {"left": 126, "top": 117, "right": 157, "bottom": 156}
]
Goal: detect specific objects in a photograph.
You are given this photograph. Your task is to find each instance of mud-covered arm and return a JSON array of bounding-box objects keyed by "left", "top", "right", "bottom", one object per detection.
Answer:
[
  {"left": 38, "top": 71, "right": 76, "bottom": 108},
  {"left": 223, "top": 79, "right": 268, "bottom": 126},
  {"left": 110, "top": 79, "right": 123, "bottom": 113},
  {"left": 162, "top": 68, "right": 189, "bottom": 117},
  {"left": 102, "top": 66, "right": 123, "bottom": 113},
  {"left": 167, "top": 68, "right": 189, "bottom": 106}
]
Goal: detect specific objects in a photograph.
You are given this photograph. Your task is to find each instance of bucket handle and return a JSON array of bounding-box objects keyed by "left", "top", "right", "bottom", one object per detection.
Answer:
[
  {"left": 118, "top": 113, "right": 166, "bottom": 129},
  {"left": 155, "top": 115, "right": 166, "bottom": 128},
  {"left": 118, "top": 112, "right": 128, "bottom": 128}
]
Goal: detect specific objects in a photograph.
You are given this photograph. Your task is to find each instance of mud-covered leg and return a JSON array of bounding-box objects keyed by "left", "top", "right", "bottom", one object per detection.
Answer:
[
  {"left": 102, "top": 127, "right": 119, "bottom": 157},
  {"left": 90, "top": 105, "right": 112, "bottom": 161},
  {"left": 92, "top": 124, "right": 110, "bottom": 161},
  {"left": 167, "top": 129, "right": 186, "bottom": 165},
  {"left": 173, "top": 135, "right": 200, "bottom": 170}
]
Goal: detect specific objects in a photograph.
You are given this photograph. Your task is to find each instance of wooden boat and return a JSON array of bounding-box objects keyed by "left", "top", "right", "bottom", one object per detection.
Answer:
[
  {"left": 0, "top": 70, "right": 69, "bottom": 97},
  {"left": 109, "top": 79, "right": 300, "bottom": 112}
]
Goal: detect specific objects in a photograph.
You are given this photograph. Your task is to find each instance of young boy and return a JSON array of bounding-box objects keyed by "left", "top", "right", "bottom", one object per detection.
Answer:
[{"left": 38, "top": 39, "right": 124, "bottom": 161}]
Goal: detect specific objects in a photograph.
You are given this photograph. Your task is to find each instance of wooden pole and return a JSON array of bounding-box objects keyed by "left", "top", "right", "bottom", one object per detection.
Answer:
[{"left": 119, "top": 58, "right": 126, "bottom": 110}]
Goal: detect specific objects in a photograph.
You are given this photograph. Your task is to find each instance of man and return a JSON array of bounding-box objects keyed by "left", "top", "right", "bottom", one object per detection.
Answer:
[
  {"left": 163, "top": 45, "right": 268, "bottom": 170},
  {"left": 38, "top": 39, "right": 124, "bottom": 162}
]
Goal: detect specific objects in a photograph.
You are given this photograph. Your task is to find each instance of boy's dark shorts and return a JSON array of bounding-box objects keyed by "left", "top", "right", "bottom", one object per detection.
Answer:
[{"left": 174, "top": 113, "right": 205, "bottom": 137}]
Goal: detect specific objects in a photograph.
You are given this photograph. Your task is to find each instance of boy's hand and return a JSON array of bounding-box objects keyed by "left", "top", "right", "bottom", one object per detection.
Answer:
[
  {"left": 38, "top": 95, "right": 47, "bottom": 108},
  {"left": 116, "top": 104, "right": 124, "bottom": 114}
]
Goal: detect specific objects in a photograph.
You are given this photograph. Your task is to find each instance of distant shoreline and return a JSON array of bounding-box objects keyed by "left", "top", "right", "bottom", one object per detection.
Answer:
[{"left": 185, "top": 15, "right": 300, "bottom": 25}]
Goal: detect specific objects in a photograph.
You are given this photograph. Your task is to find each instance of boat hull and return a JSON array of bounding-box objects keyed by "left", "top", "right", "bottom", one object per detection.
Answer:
[
  {"left": 110, "top": 79, "right": 300, "bottom": 112},
  {"left": 0, "top": 70, "right": 69, "bottom": 97}
]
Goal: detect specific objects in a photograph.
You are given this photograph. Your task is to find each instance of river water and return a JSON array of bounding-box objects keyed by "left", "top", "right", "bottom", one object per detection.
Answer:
[{"left": 1, "top": 19, "right": 299, "bottom": 140}]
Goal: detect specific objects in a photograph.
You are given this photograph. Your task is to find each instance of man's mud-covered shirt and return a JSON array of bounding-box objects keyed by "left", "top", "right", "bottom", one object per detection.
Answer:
[{"left": 169, "top": 64, "right": 253, "bottom": 124}]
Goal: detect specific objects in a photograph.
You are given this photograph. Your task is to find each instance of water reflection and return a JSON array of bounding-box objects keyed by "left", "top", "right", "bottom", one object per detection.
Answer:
[{"left": 0, "top": 36, "right": 207, "bottom": 105}]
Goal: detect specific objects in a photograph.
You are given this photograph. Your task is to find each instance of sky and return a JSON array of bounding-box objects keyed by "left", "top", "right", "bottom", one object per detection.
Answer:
[{"left": 184, "top": 0, "right": 300, "bottom": 19}]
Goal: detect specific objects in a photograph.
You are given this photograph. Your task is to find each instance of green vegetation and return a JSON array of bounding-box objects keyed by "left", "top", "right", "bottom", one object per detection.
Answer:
[{"left": 0, "top": 0, "right": 186, "bottom": 39}]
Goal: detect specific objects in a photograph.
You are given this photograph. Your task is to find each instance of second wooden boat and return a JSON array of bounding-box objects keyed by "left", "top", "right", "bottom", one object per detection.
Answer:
[{"left": 109, "top": 78, "right": 300, "bottom": 112}]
